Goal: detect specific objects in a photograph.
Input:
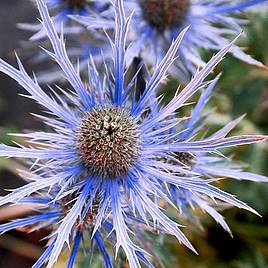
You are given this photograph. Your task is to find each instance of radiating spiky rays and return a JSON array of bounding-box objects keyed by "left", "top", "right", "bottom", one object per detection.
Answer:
[
  {"left": 164, "top": 75, "right": 268, "bottom": 233},
  {"left": 72, "top": 0, "right": 268, "bottom": 82},
  {"left": 0, "top": 0, "right": 267, "bottom": 267},
  {"left": 18, "top": 0, "right": 111, "bottom": 85},
  {"left": 0, "top": 190, "right": 114, "bottom": 268},
  {"left": 21, "top": 0, "right": 109, "bottom": 40},
  {"left": 45, "top": 0, "right": 106, "bottom": 18}
]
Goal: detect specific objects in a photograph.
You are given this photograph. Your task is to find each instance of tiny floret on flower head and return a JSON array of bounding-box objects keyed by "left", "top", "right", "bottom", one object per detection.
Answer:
[
  {"left": 61, "top": 191, "right": 100, "bottom": 230},
  {"left": 63, "top": 0, "right": 87, "bottom": 9},
  {"left": 77, "top": 107, "right": 140, "bottom": 178},
  {"left": 46, "top": 0, "right": 102, "bottom": 16},
  {"left": 174, "top": 152, "right": 194, "bottom": 166},
  {"left": 141, "top": 0, "right": 190, "bottom": 31}
]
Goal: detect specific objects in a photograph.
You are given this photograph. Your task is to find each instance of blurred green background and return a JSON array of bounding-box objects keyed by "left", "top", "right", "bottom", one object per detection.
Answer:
[{"left": 0, "top": 2, "right": 268, "bottom": 267}]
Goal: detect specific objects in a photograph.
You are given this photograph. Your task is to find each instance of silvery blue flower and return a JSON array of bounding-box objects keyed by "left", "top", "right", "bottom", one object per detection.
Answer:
[
  {"left": 72, "top": 0, "right": 268, "bottom": 82},
  {"left": 45, "top": 0, "right": 107, "bottom": 18},
  {"left": 0, "top": 190, "right": 115, "bottom": 268},
  {"left": 165, "top": 75, "right": 268, "bottom": 232},
  {"left": 35, "top": 38, "right": 111, "bottom": 83},
  {"left": 19, "top": 0, "right": 111, "bottom": 83},
  {"left": 20, "top": 0, "right": 109, "bottom": 40},
  {"left": 0, "top": 0, "right": 267, "bottom": 267}
]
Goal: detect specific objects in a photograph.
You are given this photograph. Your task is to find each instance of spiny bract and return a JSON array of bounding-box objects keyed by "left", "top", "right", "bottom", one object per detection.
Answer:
[{"left": 72, "top": 0, "right": 268, "bottom": 82}]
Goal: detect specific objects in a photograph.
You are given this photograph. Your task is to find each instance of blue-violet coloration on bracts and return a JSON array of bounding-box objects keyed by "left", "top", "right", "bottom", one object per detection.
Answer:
[
  {"left": 0, "top": 0, "right": 268, "bottom": 267},
  {"left": 72, "top": 0, "right": 268, "bottom": 82}
]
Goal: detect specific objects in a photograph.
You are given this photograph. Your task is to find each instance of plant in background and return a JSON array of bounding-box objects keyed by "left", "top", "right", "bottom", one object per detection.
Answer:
[
  {"left": 18, "top": 0, "right": 111, "bottom": 83},
  {"left": 0, "top": 188, "right": 115, "bottom": 268},
  {"left": 44, "top": 0, "right": 107, "bottom": 18},
  {"left": 0, "top": 0, "right": 267, "bottom": 268},
  {"left": 73, "top": 0, "right": 268, "bottom": 82},
  {"left": 22, "top": 0, "right": 110, "bottom": 39},
  {"left": 166, "top": 75, "right": 268, "bottom": 231}
]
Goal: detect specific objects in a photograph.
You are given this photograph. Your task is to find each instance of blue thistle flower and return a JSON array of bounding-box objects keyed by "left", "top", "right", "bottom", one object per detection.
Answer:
[
  {"left": 20, "top": 0, "right": 109, "bottom": 40},
  {"left": 41, "top": 0, "right": 110, "bottom": 24},
  {"left": 19, "top": 0, "right": 111, "bottom": 83},
  {"left": 72, "top": 0, "right": 268, "bottom": 82},
  {"left": 45, "top": 0, "right": 103, "bottom": 17},
  {"left": 165, "top": 75, "right": 268, "bottom": 232},
  {"left": 0, "top": 191, "right": 115, "bottom": 268},
  {"left": 0, "top": 0, "right": 267, "bottom": 267}
]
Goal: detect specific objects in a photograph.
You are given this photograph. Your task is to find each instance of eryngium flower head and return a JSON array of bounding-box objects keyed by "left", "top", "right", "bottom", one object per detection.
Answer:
[
  {"left": 0, "top": 0, "right": 267, "bottom": 267},
  {"left": 19, "top": 1, "right": 111, "bottom": 82},
  {"left": 72, "top": 0, "right": 268, "bottom": 82},
  {"left": 44, "top": 0, "right": 108, "bottom": 18},
  {"left": 164, "top": 75, "right": 268, "bottom": 232},
  {"left": 20, "top": 0, "right": 109, "bottom": 40},
  {"left": 0, "top": 190, "right": 116, "bottom": 268},
  {"left": 78, "top": 107, "right": 141, "bottom": 177},
  {"left": 141, "top": 0, "right": 190, "bottom": 31}
]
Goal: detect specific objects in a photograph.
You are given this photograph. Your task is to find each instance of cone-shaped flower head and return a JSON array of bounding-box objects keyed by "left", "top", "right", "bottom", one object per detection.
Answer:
[
  {"left": 0, "top": 0, "right": 267, "bottom": 267},
  {"left": 141, "top": 0, "right": 190, "bottom": 31},
  {"left": 72, "top": 0, "right": 268, "bottom": 82}
]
